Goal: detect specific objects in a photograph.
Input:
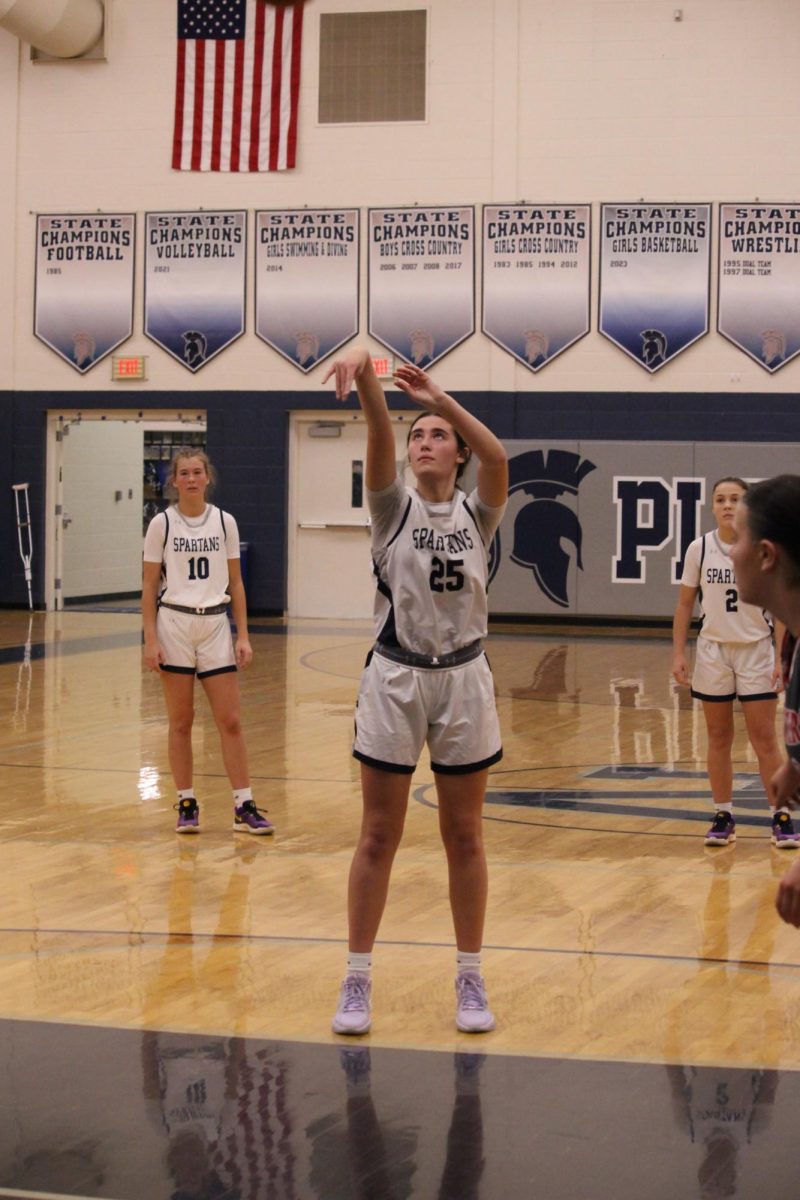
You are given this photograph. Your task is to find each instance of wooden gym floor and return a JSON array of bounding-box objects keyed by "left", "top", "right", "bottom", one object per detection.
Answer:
[{"left": 1, "top": 608, "right": 799, "bottom": 1198}]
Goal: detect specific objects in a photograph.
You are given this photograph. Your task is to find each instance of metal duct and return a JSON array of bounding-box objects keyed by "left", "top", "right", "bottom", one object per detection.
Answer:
[{"left": 0, "top": 0, "right": 103, "bottom": 59}]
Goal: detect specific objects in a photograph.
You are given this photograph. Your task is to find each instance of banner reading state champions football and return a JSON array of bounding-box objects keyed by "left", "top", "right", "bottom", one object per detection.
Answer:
[
  {"left": 255, "top": 209, "right": 359, "bottom": 372},
  {"left": 482, "top": 205, "right": 590, "bottom": 371},
  {"left": 368, "top": 207, "right": 475, "bottom": 367},
  {"left": 718, "top": 203, "right": 800, "bottom": 373},
  {"left": 599, "top": 203, "right": 711, "bottom": 372},
  {"left": 34, "top": 213, "right": 135, "bottom": 373},
  {"left": 144, "top": 211, "right": 246, "bottom": 372}
]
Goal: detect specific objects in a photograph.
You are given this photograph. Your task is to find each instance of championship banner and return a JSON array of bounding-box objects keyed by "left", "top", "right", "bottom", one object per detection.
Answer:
[
  {"left": 599, "top": 203, "right": 711, "bottom": 372},
  {"left": 482, "top": 205, "right": 590, "bottom": 371},
  {"left": 368, "top": 206, "right": 475, "bottom": 367},
  {"left": 718, "top": 203, "right": 800, "bottom": 372},
  {"left": 255, "top": 209, "right": 359, "bottom": 372},
  {"left": 34, "top": 214, "right": 135, "bottom": 373},
  {"left": 144, "top": 211, "right": 246, "bottom": 372}
]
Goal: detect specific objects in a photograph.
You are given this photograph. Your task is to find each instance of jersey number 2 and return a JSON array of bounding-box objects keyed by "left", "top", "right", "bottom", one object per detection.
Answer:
[
  {"left": 430, "top": 556, "right": 464, "bottom": 593},
  {"left": 725, "top": 588, "right": 738, "bottom": 613},
  {"left": 188, "top": 556, "right": 210, "bottom": 581}
]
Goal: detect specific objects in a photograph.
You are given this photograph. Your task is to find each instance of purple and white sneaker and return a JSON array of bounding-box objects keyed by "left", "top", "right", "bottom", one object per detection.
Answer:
[
  {"left": 233, "top": 800, "right": 274, "bottom": 836},
  {"left": 704, "top": 811, "right": 735, "bottom": 847},
  {"left": 772, "top": 811, "right": 800, "bottom": 849},
  {"left": 175, "top": 798, "right": 200, "bottom": 834},
  {"left": 455, "top": 971, "right": 496, "bottom": 1033},
  {"left": 332, "top": 973, "right": 372, "bottom": 1036}
]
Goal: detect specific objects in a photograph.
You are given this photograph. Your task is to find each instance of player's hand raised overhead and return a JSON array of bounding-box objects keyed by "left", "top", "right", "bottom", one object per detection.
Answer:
[{"left": 393, "top": 364, "right": 449, "bottom": 413}]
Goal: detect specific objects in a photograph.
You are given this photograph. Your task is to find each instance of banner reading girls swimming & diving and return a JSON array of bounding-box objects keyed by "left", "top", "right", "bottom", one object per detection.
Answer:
[
  {"left": 255, "top": 210, "right": 359, "bottom": 372},
  {"left": 144, "top": 211, "right": 246, "bottom": 372},
  {"left": 34, "top": 214, "right": 135, "bottom": 373},
  {"left": 718, "top": 203, "right": 800, "bottom": 373},
  {"left": 599, "top": 204, "right": 711, "bottom": 372},
  {"left": 482, "top": 205, "right": 590, "bottom": 371},
  {"left": 368, "top": 207, "right": 475, "bottom": 367}
]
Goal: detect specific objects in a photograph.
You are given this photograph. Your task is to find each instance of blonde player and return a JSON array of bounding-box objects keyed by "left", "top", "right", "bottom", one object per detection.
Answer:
[
  {"left": 672, "top": 477, "right": 794, "bottom": 848},
  {"left": 142, "top": 449, "right": 273, "bottom": 835},
  {"left": 324, "top": 347, "right": 508, "bottom": 1036}
]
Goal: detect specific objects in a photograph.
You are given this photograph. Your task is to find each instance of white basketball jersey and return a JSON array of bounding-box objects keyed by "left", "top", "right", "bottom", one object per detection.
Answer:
[
  {"left": 368, "top": 478, "right": 506, "bottom": 657},
  {"left": 143, "top": 504, "right": 240, "bottom": 608},
  {"left": 681, "top": 532, "right": 772, "bottom": 643}
]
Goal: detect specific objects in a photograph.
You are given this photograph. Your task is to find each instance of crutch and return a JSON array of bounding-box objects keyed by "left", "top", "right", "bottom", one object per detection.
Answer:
[{"left": 12, "top": 483, "right": 34, "bottom": 610}]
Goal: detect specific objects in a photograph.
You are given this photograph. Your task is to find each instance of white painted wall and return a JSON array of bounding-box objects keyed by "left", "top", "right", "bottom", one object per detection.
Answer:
[
  {"left": 61, "top": 419, "right": 142, "bottom": 597},
  {"left": 3, "top": 0, "right": 800, "bottom": 395}
]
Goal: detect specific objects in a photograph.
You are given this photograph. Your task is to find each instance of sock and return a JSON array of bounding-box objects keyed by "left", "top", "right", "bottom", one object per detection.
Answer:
[
  {"left": 456, "top": 951, "right": 482, "bottom": 976},
  {"left": 233, "top": 788, "right": 253, "bottom": 808},
  {"left": 178, "top": 789, "right": 196, "bottom": 802},
  {"left": 774, "top": 807, "right": 792, "bottom": 820},
  {"left": 714, "top": 803, "right": 733, "bottom": 814},
  {"left": 346, "top": 952, "right": 372, "bottom": 976}
]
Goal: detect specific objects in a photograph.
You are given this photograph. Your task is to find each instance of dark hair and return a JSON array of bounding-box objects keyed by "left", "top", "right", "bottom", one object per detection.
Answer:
[
  {"left": 711, "top": 476, "right": 748, "bottom": 496},
  {"left": 744, "top": 474, "right": 800, "bottom": 582},
  {"left": 407, "top": 412, "right": 472, "bottom": 480},
  {"left": 166, "top": 448, "right": 217, "bottom": 498}
]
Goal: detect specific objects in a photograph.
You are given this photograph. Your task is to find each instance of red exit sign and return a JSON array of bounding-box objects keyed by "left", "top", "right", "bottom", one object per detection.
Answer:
[{"left": 112, "top": 355, "right": 146, "bottom": 381}]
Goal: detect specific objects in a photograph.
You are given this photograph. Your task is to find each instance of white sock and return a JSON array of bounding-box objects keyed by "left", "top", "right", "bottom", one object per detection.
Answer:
[
  {"left": 714, "top": 803, "right": 733, "bottom": 814},
  {"left": 456, "top": 951, "right": 482, "bottom": 976},
  {"left": 233, "top": 788, "right": 253, "bottom": 807},
  {"left": 346, "top": 952, "right": 372, "bottom": 976},
  {"left": 178, "top": 789, "right": 196, "bottom": 802}
]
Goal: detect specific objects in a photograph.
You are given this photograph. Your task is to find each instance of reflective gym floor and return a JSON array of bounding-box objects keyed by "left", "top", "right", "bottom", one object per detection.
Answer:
[{"left": 1, "top": 609, "right": 800, "bottom": 1199}]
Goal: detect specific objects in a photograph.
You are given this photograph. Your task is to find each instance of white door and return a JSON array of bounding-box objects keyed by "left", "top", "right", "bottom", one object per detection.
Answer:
[{"left": 288, "top": 411, "right": 415, "bottom": 618}]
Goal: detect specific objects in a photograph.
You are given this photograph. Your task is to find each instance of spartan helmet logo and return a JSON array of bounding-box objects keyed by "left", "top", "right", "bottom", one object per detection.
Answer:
[
  {"left": 523, "top": 329, "right": 549, "bottom": 367},
  {"left": 409, "top": 330, "right": 434, "bottom": 366},
  {"left": 761, "top": 329, "right": 785, "bottom": 366},
  {"left": 182, "top": 330, "right": 207, "bottom": 368},
  {"left": 641, "top": 328, "right": 667, "bottom": 369},
  {"left": 498, "top": 449, "right": 596, "bottom": 607}
]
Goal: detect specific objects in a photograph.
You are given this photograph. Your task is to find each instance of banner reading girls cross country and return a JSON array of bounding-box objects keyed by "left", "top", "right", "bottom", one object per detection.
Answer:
[
  {"left": 718, "top": 203, "right": 800, "bottom": 373},
  {"left": 482, "top": 205, "right": 591, "bottom": 371},
  {"left": 144, "top": 211, "right": 246, "bottom": 372},
  {"left": 599, "top": 203, "right": 711, "bottom": 372},
  {"left": 34, "top": 214, "right": 135, "bottom": 373},
  {"left": 368, "top": 206, "right": 475, "bottom": 367},
  {"left": 255, "top": 209, "right": 359, "bottom": 372}
]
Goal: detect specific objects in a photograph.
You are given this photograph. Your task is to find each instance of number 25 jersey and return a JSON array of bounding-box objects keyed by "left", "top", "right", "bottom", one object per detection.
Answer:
[{"left": 368, "top": 477, "right": 506, "bottom": 658}]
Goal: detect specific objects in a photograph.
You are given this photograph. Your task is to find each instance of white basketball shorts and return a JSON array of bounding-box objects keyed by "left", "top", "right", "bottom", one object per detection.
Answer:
[
  {"left": 691, "top": 635, "right": 776, "bottom": 702},
  {"left": 157, "top": 608, "right": 236, "bottom": 678}
]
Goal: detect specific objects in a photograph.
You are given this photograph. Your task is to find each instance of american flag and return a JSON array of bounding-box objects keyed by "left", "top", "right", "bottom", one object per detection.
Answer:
[{"left": 173, "top": 0, "right": 304, "bottom": 172}]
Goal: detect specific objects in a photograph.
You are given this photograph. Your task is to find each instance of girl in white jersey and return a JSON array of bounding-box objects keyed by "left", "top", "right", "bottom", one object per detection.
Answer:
[
  {"left": 672, "top": 477, "right": 793, "bottom": 849},
  {"left": 142, "top": 450, "right": 273, "bottom": 836},
  {"left": 324, "top": 348, "right": 508, "bottom": 1037}
]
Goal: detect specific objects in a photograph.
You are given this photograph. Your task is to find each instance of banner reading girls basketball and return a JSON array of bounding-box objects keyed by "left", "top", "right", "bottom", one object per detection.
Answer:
[
  {"left": 368, "top": 206, "right": 475, "bottom": 367},
  {"left": 482, "top": 205, "right": 591, "bottom": 371},
  {"left": 718, "top": 203, "right": 800, "bottom": 373},
  {"left": 144, "top": 211, "right": 246, "bottom": 372},
  {"left": 34, "top": 214, "right": 135, "bottom": 373},
  {"left": 599, "top": 203, "right": 711, "bottom": 372},
  {"left": 255, "top": 209, "right": 359, "bottom": 372}
]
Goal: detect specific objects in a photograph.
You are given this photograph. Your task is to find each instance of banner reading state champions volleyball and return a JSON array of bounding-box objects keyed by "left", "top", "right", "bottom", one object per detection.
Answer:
[
  {"left": 255, "top": 209, "right": 359, "bottom": 372},
  {"left": 599, "top": 203, "right": 711, "bottom": 372},
  {"left": 718, "top": 203, "right": 800, "bottom": 373},
  {"left": 482, "top": 205, "right": 590, "bottom": 371},
  {"left": 34, "top": 213, "right": 135, "bottom": 374},
  {"left": 144, "top": 211, "right": 246, "bottom": 373},
  {"left": 368, "top": 207, "right": 475, "bottom": 367}
]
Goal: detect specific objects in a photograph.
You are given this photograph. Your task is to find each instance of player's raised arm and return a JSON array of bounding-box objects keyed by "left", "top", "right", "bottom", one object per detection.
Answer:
[
  {"left": 393, "top": 364, "right": 508, "bottom": 507},
  {"left": 322, "top": 347, "right": 396, "bottom": 491}
]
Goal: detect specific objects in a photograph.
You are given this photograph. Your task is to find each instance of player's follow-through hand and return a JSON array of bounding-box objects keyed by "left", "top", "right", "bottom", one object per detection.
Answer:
[
  {"left": 321, "top": 348, "right": 369, "bottom": 400},
  {"left": 393, "top": 364, "right": 448, "bottom": 413}
]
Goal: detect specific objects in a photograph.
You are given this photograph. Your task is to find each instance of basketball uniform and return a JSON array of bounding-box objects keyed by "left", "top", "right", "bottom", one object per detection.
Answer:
[
  {"left": 143, "top": 504, "right": 240, "bottom": 677},
  {"left": 680, "top": 532, "right": 775, "bottom": 702},
  {"left": 353, "top": 477, "right": 506, "bottom": 774}
]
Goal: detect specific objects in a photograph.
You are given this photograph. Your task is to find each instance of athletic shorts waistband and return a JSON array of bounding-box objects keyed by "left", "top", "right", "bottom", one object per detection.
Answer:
[
  {"left": 159, "top": 600, "right": 229, "bottom": 616},
  {"left": 373, "top": 639, "right": 483, "bottom": 670}
]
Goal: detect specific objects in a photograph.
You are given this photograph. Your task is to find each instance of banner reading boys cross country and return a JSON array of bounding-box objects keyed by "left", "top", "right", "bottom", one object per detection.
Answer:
[
  {"left": 144, "top": 211, "right": 246, "bottom": 372},
  {"left": 34, "top": 214, "right": 135, "bottom": 373},
  {"left": 368, "top": 206, "right": 475, "bottom": 367},
  {"left": 255, "top": 209, "right": 359, "bottom": 372},
  {"left": 599, "top": 203, "right": 711, "bottom": 372},
  {"left": 718, "top": 203, "right": 800, "bottom": 373},
  {"left": 482, "top": 205, "right": 590, "bottom": 371}
]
